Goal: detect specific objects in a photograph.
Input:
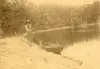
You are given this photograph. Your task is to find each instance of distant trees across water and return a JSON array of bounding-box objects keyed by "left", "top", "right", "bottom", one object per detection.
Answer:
[{"left": 0, "top": 0, "right": 100, "bottom": 36}]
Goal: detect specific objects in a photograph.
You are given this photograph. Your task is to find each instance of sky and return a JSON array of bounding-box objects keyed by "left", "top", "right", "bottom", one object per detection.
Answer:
[{"left": 31, "top": 0, "right": 97, "bottom": 5}]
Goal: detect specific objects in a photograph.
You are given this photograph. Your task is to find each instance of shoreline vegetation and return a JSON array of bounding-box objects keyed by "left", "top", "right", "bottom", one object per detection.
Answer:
[{"left": 0, "top": 0, "right": 100, "bottom": 36}]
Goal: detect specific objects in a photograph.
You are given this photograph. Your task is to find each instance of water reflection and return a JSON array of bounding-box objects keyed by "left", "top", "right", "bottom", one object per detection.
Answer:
[{"left": 32, "top": 23, "right": 100, "bottom": 46}]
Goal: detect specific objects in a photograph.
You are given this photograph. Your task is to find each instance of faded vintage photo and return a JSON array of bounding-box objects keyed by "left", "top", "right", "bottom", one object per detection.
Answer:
[{"left": 0, "top": 0, "right": 100, "bottom": 69}]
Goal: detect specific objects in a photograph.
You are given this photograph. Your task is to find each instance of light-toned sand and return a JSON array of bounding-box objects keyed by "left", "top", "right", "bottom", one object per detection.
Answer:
[
  {"left": 62, "top": 38, "right": 100, "bottom": 69},
  {"left": 0, "top": 36, "right": 83, "bottom": 69}
]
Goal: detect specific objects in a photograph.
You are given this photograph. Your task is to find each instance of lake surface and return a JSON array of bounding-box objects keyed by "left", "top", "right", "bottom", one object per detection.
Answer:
[{"left": 26, "top": 23, "right": 100, "bottom": 47}]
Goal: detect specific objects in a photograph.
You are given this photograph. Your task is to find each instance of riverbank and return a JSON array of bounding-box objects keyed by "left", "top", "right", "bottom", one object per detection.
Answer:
[
  {"left": 0, "top": 36, "right": 83, "bottom": 69},
  {"left": 1, "top": 36, "right": 100, "bottom": 69}
]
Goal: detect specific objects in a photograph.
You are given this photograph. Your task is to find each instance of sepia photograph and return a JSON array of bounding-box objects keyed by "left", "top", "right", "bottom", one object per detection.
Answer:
[{"left": 0, "top": 0, "right": 100, "bottom": 69}]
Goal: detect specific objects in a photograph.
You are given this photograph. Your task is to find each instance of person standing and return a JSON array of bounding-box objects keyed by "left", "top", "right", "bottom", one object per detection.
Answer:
[
  {"left": 23, "top": 19, "right": 32, "bottom": 36},
  {"left": 23, "top": 19, "right": 33, "bottom": 47}
]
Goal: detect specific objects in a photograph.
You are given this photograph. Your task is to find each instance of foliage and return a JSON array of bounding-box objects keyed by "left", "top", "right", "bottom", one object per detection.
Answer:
[{"left": 0, "top": 0, "right": 100, "bottom": 36}]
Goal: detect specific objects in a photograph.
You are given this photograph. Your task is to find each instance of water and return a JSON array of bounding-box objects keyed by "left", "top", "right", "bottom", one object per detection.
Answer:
[{"left": 27, "top": 23, "right": 100, "bottom": 47}]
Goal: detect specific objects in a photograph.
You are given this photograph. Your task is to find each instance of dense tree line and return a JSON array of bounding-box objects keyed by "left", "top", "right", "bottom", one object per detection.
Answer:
[{"left": 0, "top": 0, "right": 100, "bottom": 36}]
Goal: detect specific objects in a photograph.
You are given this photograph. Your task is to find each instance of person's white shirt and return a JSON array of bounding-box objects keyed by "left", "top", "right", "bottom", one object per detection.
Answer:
[
  {"left": 25, "top": 24, "right": 32, "bottom": 32},
  {"left": 23, "top": 23, "right": 32, "bottom": 36}
]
